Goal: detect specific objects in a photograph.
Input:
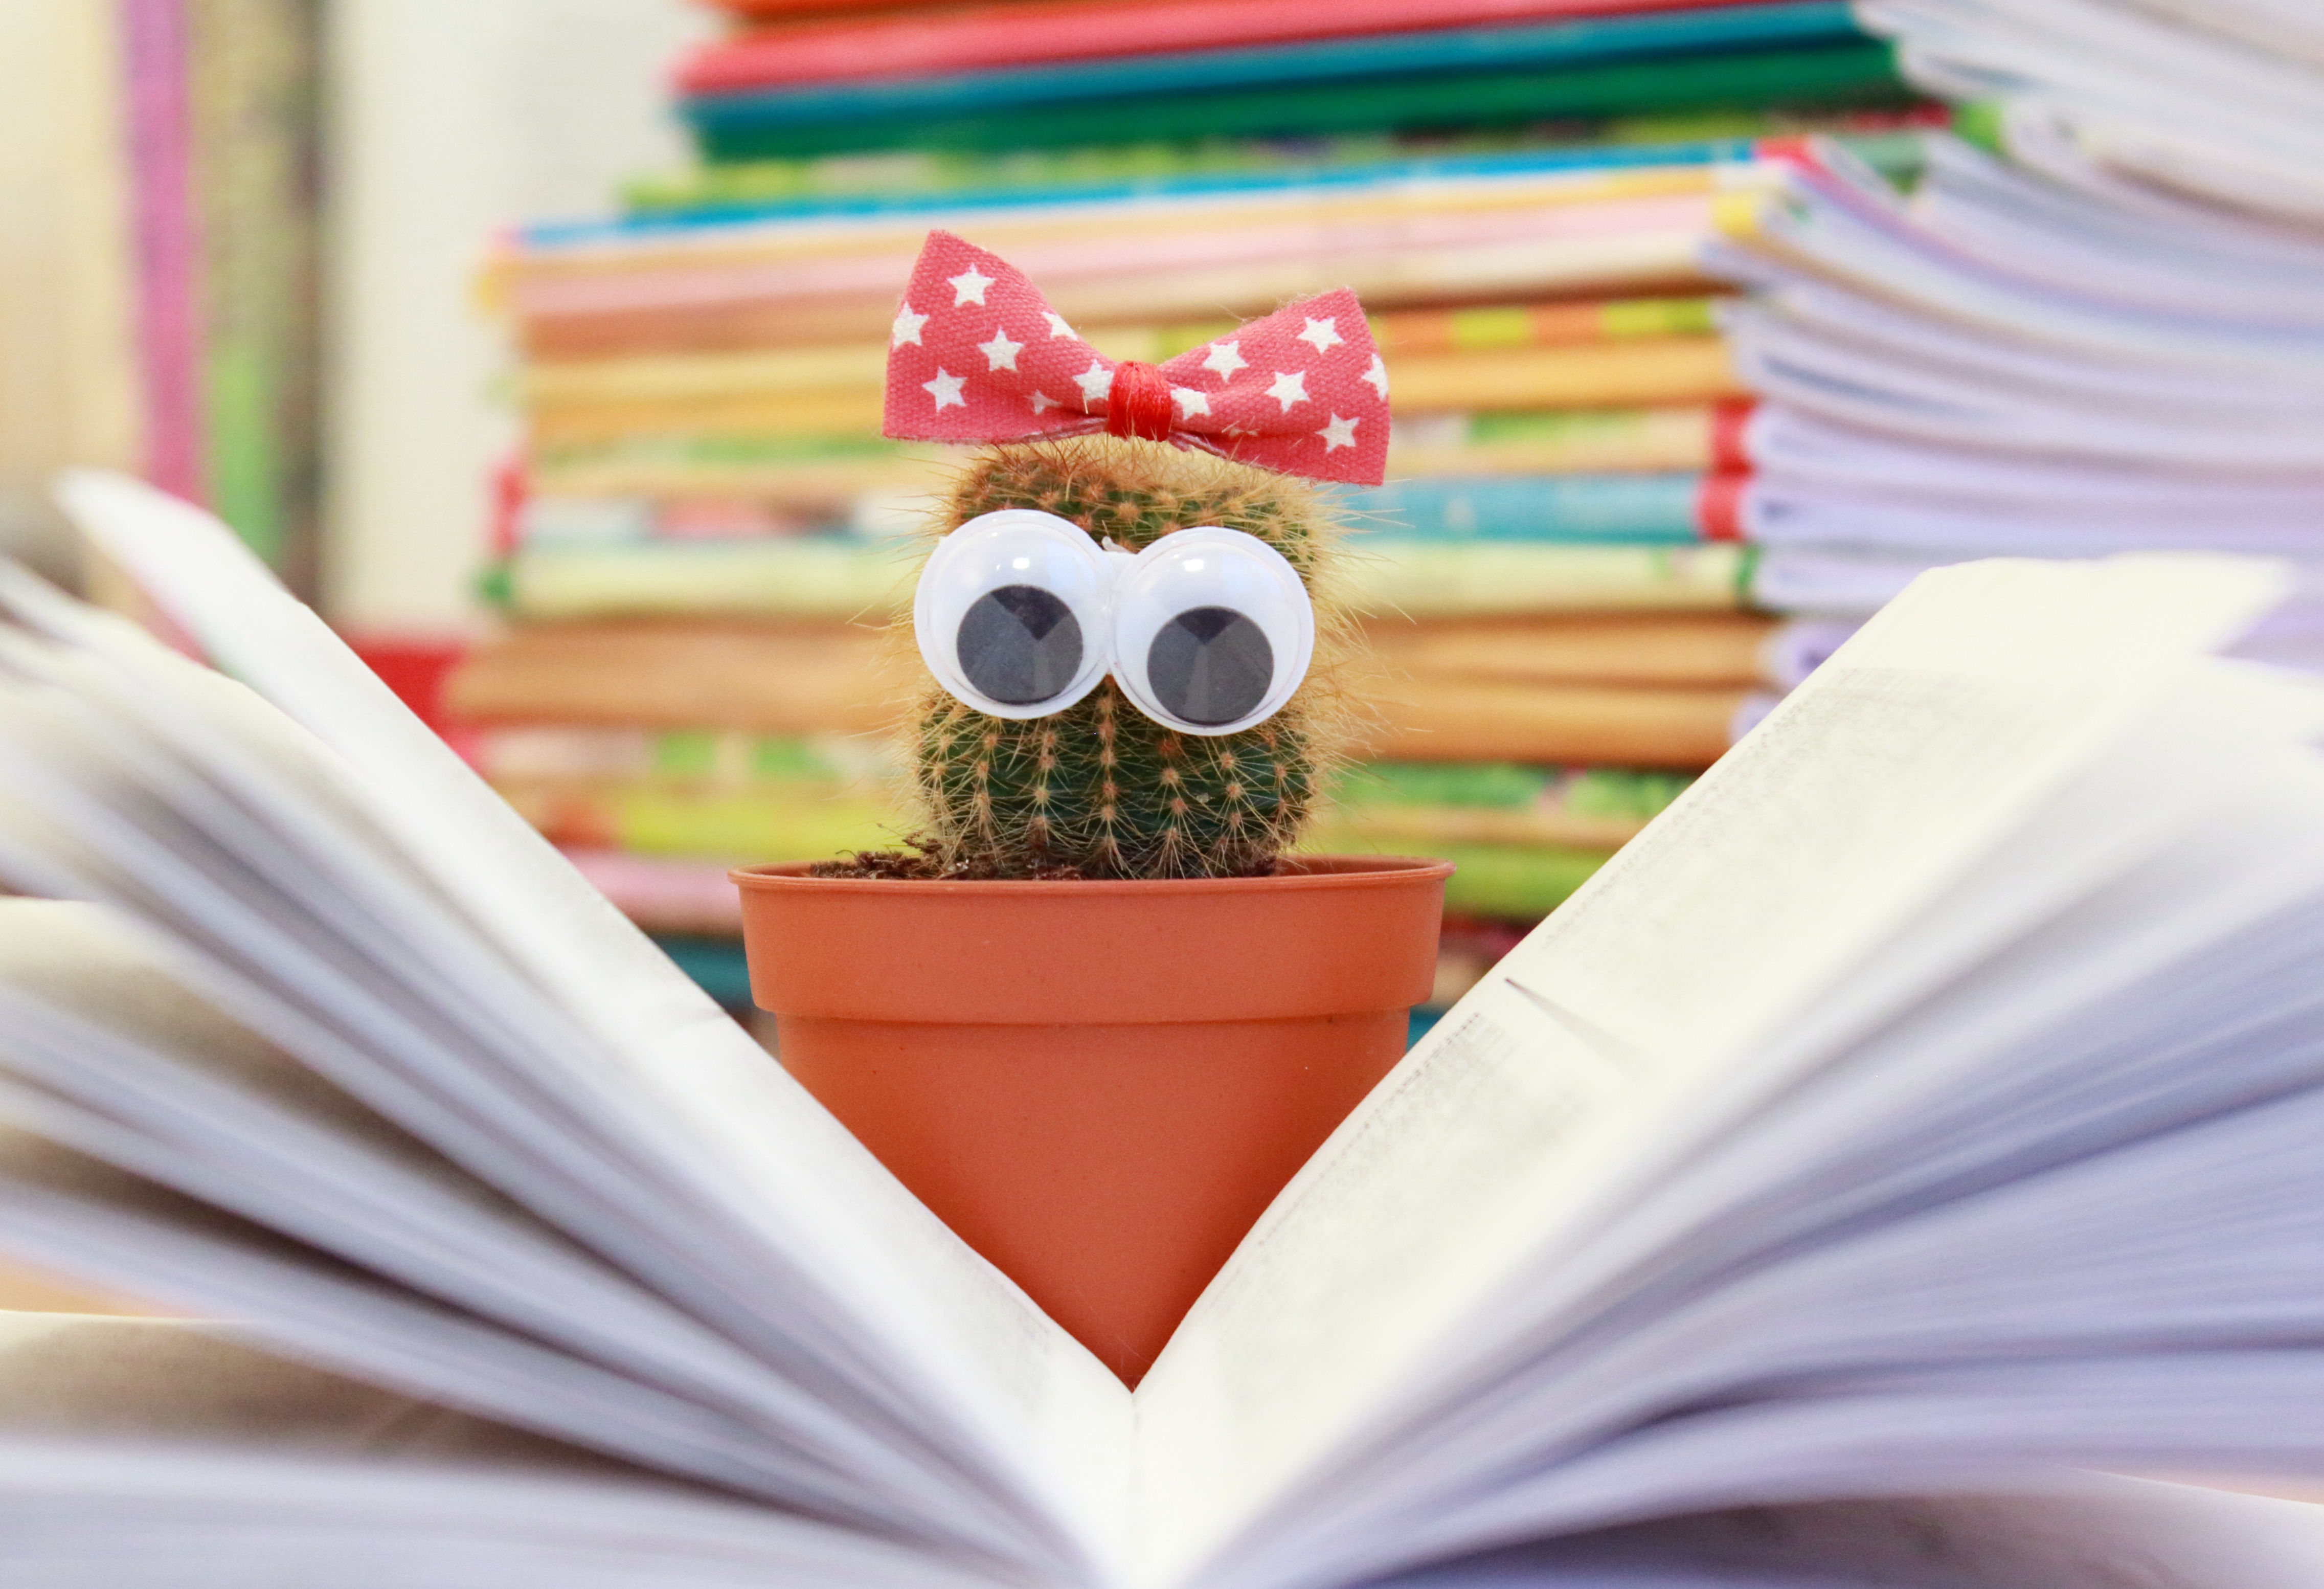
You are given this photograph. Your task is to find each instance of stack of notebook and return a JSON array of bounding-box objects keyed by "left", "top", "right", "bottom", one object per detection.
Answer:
[
  {"left": 1706, "top": 1, "right": 2324, "bottom": 666},
  {"left": 459, "top": 0, "right": 1939, "bottom": 1027}
]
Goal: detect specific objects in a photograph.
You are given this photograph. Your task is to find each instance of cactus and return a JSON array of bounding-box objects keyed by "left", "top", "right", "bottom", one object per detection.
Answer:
[{"left": 832, "top": 436, "right": 1355, "bottom": 881}]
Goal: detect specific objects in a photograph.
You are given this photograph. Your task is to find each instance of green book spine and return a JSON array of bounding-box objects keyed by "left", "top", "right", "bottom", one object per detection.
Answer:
[
  {"left": 693, "top": 43, "right": 1907, "bottom": 161},
  {"left": 187, "top": 0, "right": 323, "bottom": 592},
  {"left": 498, "top": 538, "right": 915, "bottom": 621}
]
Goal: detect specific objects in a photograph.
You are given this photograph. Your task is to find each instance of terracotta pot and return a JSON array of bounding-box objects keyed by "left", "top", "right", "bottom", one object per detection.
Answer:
[{"left": 730, "top": 855, "right": 1453, "bottom": 1386}]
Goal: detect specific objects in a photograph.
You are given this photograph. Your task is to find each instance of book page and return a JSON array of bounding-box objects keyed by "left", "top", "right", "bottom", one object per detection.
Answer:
[
  {"left": 0, "top": 896, "right": 1082, "bottom": 1537},
  {"left": 1215, "top": 697, "right": 2324, "bottom": 1585},
  {"left": 1365, "top": 1484, "right": 2324, "bottom": 1589},
  {"left": 1130, "top": 553, "right": 2287, "bottom": 1584},
  {"left": 0, "top": 1316, "right": 996, "bottom": 1589},
  {"left": 37, "top": 476, "right": 1132, "bottom": 1566},
  {"left": 0, "top": 1312, "right": 588, "bottom": 1464}
]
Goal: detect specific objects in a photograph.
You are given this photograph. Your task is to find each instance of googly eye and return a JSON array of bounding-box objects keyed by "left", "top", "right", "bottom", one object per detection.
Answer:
[
  {"left": 913, "top": 509, "right": 1113, "bottom": 718},
  {"left": 1111, "top": 527, "right": 1314, "bottom": 736}
]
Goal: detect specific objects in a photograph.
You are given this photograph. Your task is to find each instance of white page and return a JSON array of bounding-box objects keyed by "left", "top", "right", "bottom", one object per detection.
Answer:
[
  {"left": 1719, "top": 158, "right": 2321, "bottom": 371},
  {"left": 0, "top": 1316, "right": 994, "bottom": 1589},
  {"left": 1719, "top": 303, "right": 2324, "bottom": 468},
  {"left": 1995, "top": 98, "right": 2324, "bottom": 234},
  {"left": 1222, "top": 722, "right": 2324, "bottom": 1585},
  {"left": 44, "top": 473, "right": 1134, "bottom": 1563},
  {"left": 2134, "top": 0, "right": 2324, "bottom": 67},
  {"left": 1904, "top": 137, "right": 2324, "bottom": 320},
  {"left": 0, "top": 568, "right": 1115, "bottom": 1571},
  {"left": 1328, "top": 1350, "right": 2324, "bottom": 1576},
  {"left": 1366, "top": 1483, "right": 2324, "bottom": 1589},
  {"left": 0, "top": 896, "right": 1057, "bottom": 1523},
  {"left": 1127, "top": 555, "right": 2286, "bottom": 1585},
  {"left": 1862, "top": 0, "right": 2324, "bottom": 222},
  {"left": 1744, "top": 408, "right": 2324, "bottom": 505},
  {"left": 0, "top": 637, "right": 966, "bottom": 1397},
  {"left": 0, "top": 1123, "right": 947, "bottom": 1517},
  {"left": 1739, "top": 272, "right": 2324, "bottom": 405},
  {"left": 1744, "top": 486, "right": 2324, "bottom": 558}
]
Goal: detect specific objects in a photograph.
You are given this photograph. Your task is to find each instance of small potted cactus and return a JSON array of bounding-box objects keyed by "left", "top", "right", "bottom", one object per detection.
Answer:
[{"left": 733, "top": 235, "right": 1450, "bottom": 1385}]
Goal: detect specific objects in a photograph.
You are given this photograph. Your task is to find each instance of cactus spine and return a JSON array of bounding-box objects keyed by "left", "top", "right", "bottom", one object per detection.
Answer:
[{"left": 899, "top": 436, "right": 1350, "bottom": 880}]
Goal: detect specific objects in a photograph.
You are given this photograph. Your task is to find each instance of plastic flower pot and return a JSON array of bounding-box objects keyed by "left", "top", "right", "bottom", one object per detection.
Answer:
[{"left": 730, "top": 855, "right": 1453, "bottom": 1386}]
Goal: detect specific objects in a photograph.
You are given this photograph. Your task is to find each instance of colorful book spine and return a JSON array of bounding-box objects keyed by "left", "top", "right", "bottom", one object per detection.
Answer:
[
  {"left": 1390, "top": 401, "right": 1754, "bottom": 476},
  {"left": 518, "top": 404, "right": 1746, "bottom": 501},
  {"left": 1368, "top": 676, "right": 1749, "bottom": 765},
  {"left": 510, "top": 164, "right": 1727, "bottom": 303},
  {"left": 614, "top": 132, "right": 1762, "bottom": 223},
  {"left": 1321, "top": 759, "right": 1691, "bottom": 845},
  {"left": 1388, "top": 336, "right": 1742, "bottom": 412},
  {"left": 517, "top": 341, "right": 1738, "bottom": 448},
  {"left": 513, "top": 227, "right": 1727, "bottom": 360},
  {"left": 187, "top": 0, "right": 325, "bottom": 583},
  {"left": 118, "top": 0, "right": 324, "bottom": 581},
  {"left": 1340, "top": 541, "right": 1754, "bottom": 615},
  {"left": 486, "top": 538, "right": 1753, "bottom": 621},
  {"left": 685, "top": 37, "right": 1904, "bottom": 160},
  {"left": 564, "top": 848, "right": 754, "bottom": 937},
  {"left": 1363, "top": 611, "right": 1781, "bottom": 685},
  {"left": 444, "top": 618, "right": 915, "bottom": 732},
  {"left": 507, "top": 785, "right": 898, "bottom": 864},
  {"left": 678, "top": 0, "right": 1792, "bottom": 93},
  {"left": 681, "top": 4, "right": 1874, "bottom": 137},
  {"left": 120, "top": 0, "right": 206, "bottom": 504},
  {"left": 608, "top": 114, "right": 1938, "bottom": 225},
  {"left": 524, "top": 436, "right": 944, "bottom": 506},
  {"left": 517, "top": 296, "right": 1723, "bottom": 406},
  {"left": 707, "top": 0, "right": 937, "bottom": 16},
  {"left": 1377, "top": 295, "right": 1721, "bottom": 351},
  {"left": 1390, "top": 839, "right": 1613, "bottom": 919},
  {"left": 488, "top": 536, "right": 912, "bottom": 622},
  {"left": 1351, "top": 472, "right": 1749, "bottom": 542}
]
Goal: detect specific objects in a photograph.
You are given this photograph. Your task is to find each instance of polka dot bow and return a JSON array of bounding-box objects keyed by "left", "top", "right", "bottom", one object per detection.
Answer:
[{"left": 883, "top": 230, "right": 1390, "bottom": 486}]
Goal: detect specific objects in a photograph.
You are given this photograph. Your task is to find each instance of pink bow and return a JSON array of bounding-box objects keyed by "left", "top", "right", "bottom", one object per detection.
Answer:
[{"left": 882, "top": 230, "right": 1390, "bottom": 486}]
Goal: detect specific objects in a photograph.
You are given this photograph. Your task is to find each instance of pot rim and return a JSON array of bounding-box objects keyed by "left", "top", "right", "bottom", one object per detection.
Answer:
[{"left": 730, "top": 853, "right": 1455, "bottom": 897}]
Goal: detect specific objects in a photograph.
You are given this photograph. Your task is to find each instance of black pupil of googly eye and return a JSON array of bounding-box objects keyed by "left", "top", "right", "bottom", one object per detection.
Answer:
[
  {"left": 1146, "top": 606, "right": 1274, "bottom": 726},
  {"left": 957, "top": 585, "right": 1084, "bottom": 706}
]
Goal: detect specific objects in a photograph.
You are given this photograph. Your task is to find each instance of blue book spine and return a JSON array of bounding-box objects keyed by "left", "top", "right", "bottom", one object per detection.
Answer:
[
  {"left": 522, "top": 139, "right": 1759, "bottom": 247},
  {"left": 1347, "top": 474, "right": 1707, "bottom": 543}
]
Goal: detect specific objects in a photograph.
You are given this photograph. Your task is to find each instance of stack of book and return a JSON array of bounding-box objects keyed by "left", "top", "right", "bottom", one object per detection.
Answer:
[
  {"left": 1706, "top": 2, "right": 2324, "bottom": 664},
  {"left": 457, "top": 0, "right": 1938, "bottom": 1026}
]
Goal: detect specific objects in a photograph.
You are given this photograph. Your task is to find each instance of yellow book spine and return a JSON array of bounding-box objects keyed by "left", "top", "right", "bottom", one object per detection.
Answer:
[
  {"left": 1387, "top": 337, "right": 1741, "bottom": 414},
  {"left": 1341, "top": 543, "right": 1749, "bottom": 617}
]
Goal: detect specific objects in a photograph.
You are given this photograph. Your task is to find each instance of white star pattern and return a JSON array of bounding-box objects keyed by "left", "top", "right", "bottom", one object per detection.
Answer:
[
  {"left": 1170, "top": 387, "right": 1211, "bottom": 418},
  {"left": 1362, "top": 353, "right": 1389, "bottom": 399},
  {"left": 1201, "top": 340, "right": 1247, "bottom": 381},
  {"left": 1044, "top": 310, "right": 1077, "bottom": 339},
  {"left": 1073, "top": 361, "right": 1114, "bottom": 408},
  {"left": 1265, "top": 370, "right": 1310, "bottom": 412},
  {"left": 923, "top": 368, "right": 967, "bottom": 410},
  {"left": 1316, "top": 414, "right": 1359, "bottom": 452},
  {"left": 890, "top": 304, "right": 929, "bottom": 348},
  {"left": 947, "top": 266, "right": 994, "bottom": 306},
  {"left": 1296, "top": 316, "right": 1344, "bottom": 354},
  {"left": 1029, "top": 391, "right": 1062, "bottom": 415},
  {"left": 977, "top": 327, "right": 1024, "bottom": 371}
]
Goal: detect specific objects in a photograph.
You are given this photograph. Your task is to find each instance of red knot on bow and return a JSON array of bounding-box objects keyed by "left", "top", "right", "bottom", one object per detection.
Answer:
[{"left": 882, "top": 230, "right": 1390, "bottom": 487}]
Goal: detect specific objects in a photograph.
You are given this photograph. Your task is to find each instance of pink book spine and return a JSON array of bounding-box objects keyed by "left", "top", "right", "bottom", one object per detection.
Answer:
[{"left": 118, "top": 0, "right": 206, "bottom": 504}]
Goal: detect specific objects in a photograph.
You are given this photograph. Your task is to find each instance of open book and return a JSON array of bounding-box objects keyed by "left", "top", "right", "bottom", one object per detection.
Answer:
[{"left": 0, "top": 472, "right": 2322, "bottom": 1586}]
